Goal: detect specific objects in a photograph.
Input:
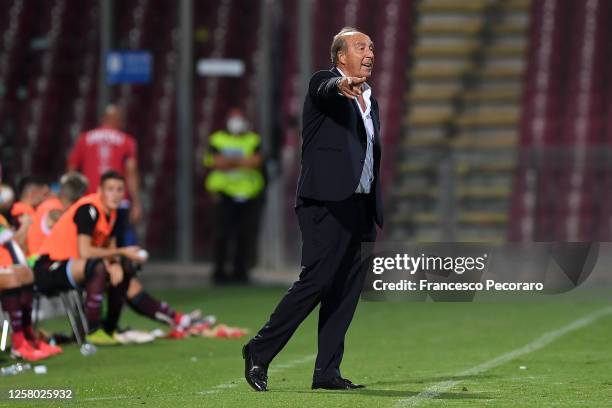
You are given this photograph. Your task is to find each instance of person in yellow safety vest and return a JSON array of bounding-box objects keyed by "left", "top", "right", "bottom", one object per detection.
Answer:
[{"left": 203, "top": 108, "right": 265, "bottom": 284}]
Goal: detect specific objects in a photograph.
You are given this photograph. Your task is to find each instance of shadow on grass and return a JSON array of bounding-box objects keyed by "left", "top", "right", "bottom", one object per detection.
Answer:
[
  {"left": 368, "top": 373, "right": 500, "bottom": 387},
  {"left": 267, "top": 373, "right": 498, "bottom": 400},
  {"left": 272, "top": 388, "right": 489, "bottom": 400}
]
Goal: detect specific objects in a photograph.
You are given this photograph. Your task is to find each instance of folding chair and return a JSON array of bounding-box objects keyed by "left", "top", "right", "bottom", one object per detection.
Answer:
[{"left": 32, "top": 289, "right": 89, "bottom": 346}]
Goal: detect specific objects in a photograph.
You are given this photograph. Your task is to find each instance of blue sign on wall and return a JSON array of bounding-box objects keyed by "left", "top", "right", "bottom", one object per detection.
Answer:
[{"left": 106, "top": 51, "right": 152, "bottom": 84}]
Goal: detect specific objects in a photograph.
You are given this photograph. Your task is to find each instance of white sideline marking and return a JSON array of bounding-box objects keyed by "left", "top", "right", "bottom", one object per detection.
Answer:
[
  {"left": 394, "top": 307, "right": 612, "bottom": 407},
  {"left": 1, "top": 320, "right": 8, "bottom": 351}
]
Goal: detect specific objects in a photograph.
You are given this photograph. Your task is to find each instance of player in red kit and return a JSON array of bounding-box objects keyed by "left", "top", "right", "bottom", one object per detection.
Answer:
[{"left": 67, "top": 104, "right": 143, "bottom": 232}]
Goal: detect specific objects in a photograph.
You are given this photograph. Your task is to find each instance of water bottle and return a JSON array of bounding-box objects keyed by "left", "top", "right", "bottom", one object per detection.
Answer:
[
  {"left": 80, "top": 343, "right": 97, "bottom": 356},
  {"left": 0, "top": 365, "right": 16, "bottom": 376},
  {"left": 0, "top": 363, "right": 31, "bottom": 376}
]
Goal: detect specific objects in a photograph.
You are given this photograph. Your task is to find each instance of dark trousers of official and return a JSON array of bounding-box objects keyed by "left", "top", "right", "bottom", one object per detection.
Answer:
[
  {"left": 249, "top": 193, "right": 376, "bottom": 382},
  {"left": 213, "top": 194, "right": 257, "bottom": 282}
]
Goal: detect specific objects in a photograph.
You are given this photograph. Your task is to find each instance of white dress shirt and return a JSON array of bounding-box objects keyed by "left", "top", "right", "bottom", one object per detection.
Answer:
[{"left": 336, "top": 67, "right": 375, "bottom": 194}]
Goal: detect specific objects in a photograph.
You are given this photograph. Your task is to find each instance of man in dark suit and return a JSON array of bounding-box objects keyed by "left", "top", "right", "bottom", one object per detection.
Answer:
[{"left": 243, "top": 27, "right": 383, "bottom": 391}]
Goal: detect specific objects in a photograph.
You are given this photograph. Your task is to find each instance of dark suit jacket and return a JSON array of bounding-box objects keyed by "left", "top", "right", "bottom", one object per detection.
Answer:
[{"left": 296, "top": 67, "right": 383, "bottom": 228}]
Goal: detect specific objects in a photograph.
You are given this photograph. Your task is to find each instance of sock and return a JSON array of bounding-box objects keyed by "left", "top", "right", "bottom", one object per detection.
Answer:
[
  {"left": 11, "top": 331, "right": 27, "bottom": 349},
  {"left": 84, "top": 262, "right": 107, "bottom": 333},
  {"left": 1, "top": 288, "right": 23, "bottom": 336},
  {"left": 128, "top": 290, "right": 177, "bottom": 326},
  {"left": 19, "top": 284, "right": 35, "bottom": 341},
  {"left": 103, "top": 258, "right": 134, "bottom": 334}
]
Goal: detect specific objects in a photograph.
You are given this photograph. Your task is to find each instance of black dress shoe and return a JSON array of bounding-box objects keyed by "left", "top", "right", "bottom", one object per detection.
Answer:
[
  {"left": 341, "top": 377, "right": 365, "bottom": 389},
  {"left": 312, "top": 377, "right": 364, "bottom": 390},
  {"left": 242, "top": 343, "right": 268, "bottom": 391}
]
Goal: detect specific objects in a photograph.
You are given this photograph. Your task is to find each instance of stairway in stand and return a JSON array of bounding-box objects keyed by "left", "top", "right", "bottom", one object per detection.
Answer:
[{"left": 390, "top": 0, "right": 530, "bottom": 243}]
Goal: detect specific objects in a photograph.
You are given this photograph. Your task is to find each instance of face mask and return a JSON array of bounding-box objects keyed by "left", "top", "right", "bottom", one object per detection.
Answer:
[{"left": 227, "top": 116, "right": 248, "bottom": 134}]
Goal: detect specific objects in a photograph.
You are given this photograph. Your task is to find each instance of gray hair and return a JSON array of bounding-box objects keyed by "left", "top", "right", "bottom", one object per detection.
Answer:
[{"left": 330, "top": 27, "right": 360, "bottom": 66}]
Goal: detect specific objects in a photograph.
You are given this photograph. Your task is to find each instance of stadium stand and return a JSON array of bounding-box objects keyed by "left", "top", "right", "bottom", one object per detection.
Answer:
[
  {"left": 193, "top": 0, "right": 262, "bottom": 259},
  {"left": 118, "top": 0, "right": 180, "bottom": 257},
  {"left": 2, "top": 0, "right": 610, "bottom": 257},
  {"left": 391, "top": 0, "right": 530, "bottom": 243},
  {"left": 509, "top": 0, "right": 612, "bottom": 242}
]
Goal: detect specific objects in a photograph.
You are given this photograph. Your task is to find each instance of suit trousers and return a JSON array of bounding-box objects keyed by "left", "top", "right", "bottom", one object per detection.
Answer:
[{"left": 250, "top": 193, "right": 376, "bottom": 381}]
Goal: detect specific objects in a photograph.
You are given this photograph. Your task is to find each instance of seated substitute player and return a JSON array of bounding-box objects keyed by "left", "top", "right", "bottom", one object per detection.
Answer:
[
  {"left": 27, "top": 173, "right": 211, "bottom": 339},
  {"left": 0, "top": 221, "right": 62, "bottom": 361},
  {"left": 7, "top": 176, "right": 50, "bottom": 254},
  {"left": 33, "top": 171, "right": 144, "bottom": 345},
  {"left": 26, "top": 172, "right": 89, "bottom": 259}
]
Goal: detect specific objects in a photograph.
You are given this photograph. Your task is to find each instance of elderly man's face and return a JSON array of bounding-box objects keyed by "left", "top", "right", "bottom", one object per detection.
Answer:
[{"left": 341, "top": 32, "right": 374, "bottom": 78}]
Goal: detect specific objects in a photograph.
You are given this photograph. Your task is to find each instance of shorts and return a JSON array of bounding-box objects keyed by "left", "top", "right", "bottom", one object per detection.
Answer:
[{"left": 33, "top": 255, "right": 77, "bottom": 294}]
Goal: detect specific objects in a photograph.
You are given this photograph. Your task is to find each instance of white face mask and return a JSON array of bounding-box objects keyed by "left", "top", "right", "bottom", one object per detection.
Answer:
[{"left": 227, "top": 116, "right": 248, "bottom": 134}]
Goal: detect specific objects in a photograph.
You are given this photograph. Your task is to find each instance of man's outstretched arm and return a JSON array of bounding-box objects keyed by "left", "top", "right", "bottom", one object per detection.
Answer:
[{"left": 308, "top": 71, "right": 366, "bottom": 111}]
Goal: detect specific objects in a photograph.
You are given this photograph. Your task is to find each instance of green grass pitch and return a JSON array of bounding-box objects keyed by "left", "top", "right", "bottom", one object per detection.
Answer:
[{"left": 1, "top": 286, "right": 611, "bottom": 407}]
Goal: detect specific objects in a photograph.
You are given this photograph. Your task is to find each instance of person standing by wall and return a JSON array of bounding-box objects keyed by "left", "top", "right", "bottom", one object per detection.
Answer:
[{"left": 204, "top": 108, "right": 265, "bottom": 284}]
